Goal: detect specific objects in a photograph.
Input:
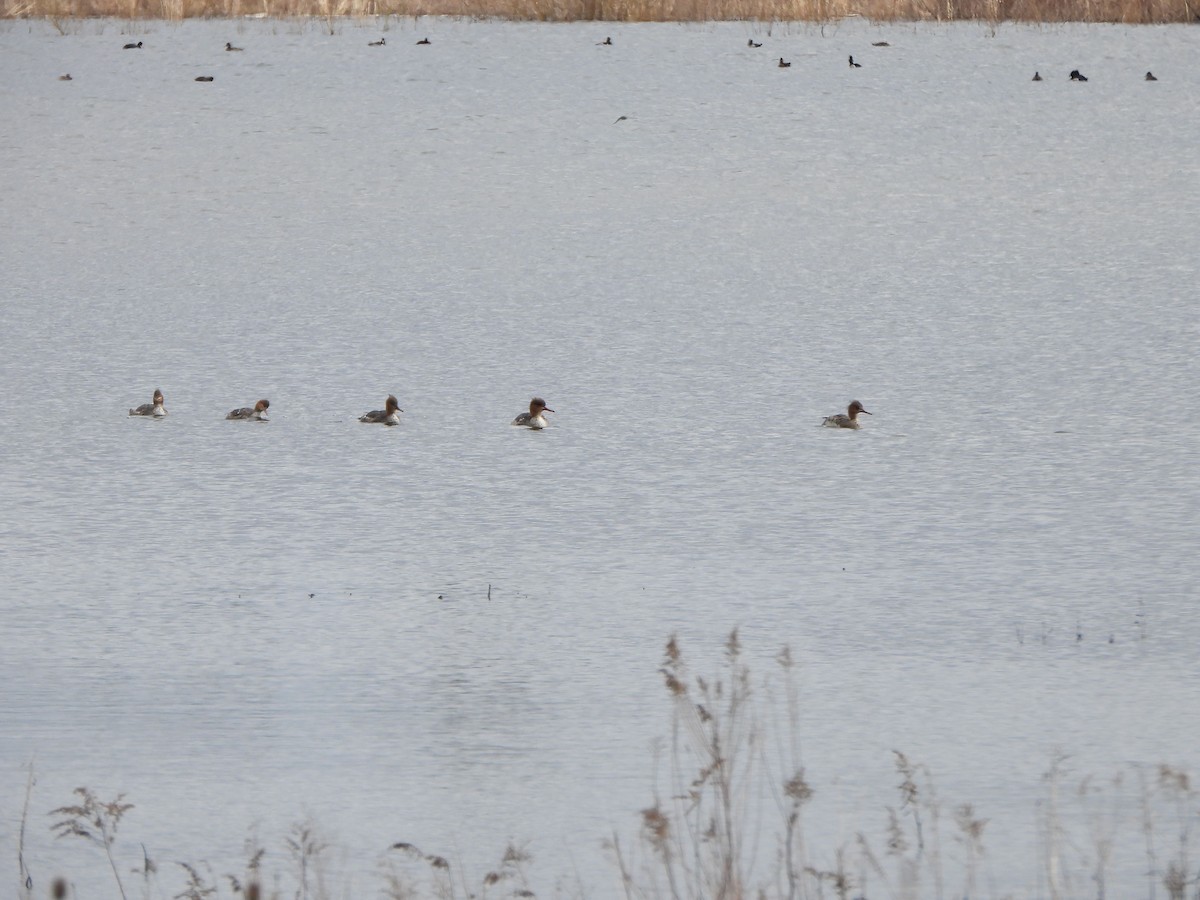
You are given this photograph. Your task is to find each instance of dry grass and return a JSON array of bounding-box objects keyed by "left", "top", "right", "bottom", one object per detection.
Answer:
[
  {"left": 16, "top": 634, "right": 1200, "bottom": 899},
  {"left": 3, "top": 0, "right": 1197, "bottom": 23}
]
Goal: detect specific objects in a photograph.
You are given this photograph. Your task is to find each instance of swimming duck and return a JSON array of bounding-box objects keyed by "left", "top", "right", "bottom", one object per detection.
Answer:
[
  {"left": 416, "top": 37, "right": 431, "bottom": 44},
  {"left": 512, "top": 397, "right": 554, "bottom": 430},
  {"left": 59, "top": 73, "right": 72, "bottom": 81},
  {"left": 1032, "top": 71, "right": 1042, "bottom": 81},
  {"left": 129, "top": 389, "right": 166, "bottom": 417},
  {"left": 872, "top": 41, "right": 890, "bottom": 46},
  {"left": 123, "top": 41, "right": 143, "bottom": 49},
  {"left": 225, "top": 42, "right": 243, "bottom": 51},
  {"left": 778, "top": 57, "right": 791, "bottom": 67},
  {"left": 1069, "top": 69, "right": 1088, "bottom": 81},
  {"left": 822, "top": 400, "right": 872, "bottom": 429},
  {"left": 226, "top": 399, "right": 270, "bottom": 421},
  {"left": 1145, "top": 71, "right": 1157, "bottom": 81},
  {"left": 195, "top": 75, "right": 214, "bottom": 81},
  {"left": 848, "top": 55, "right": 862, "bottom": 68},
  {"left": 748, "top": 38, "right": 762, "bottom": 47},
  {"left": 368, "top": 37, "right": 385, "bottom": 46},
  {"left": 598, "top": 36, "right": 613, "bottom": 45},
  {"left": 359, "top": 395, "right": 403, "bottom": 425}
]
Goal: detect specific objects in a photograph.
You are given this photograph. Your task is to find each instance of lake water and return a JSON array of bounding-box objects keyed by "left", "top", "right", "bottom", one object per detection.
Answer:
[{"left": 1, "top": 15, "right": 1198, "bottom": 898}]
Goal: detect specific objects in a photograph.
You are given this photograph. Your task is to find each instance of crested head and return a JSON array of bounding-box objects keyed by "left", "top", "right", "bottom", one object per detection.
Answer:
[
  {"left": 153, "top": 389, "right": 164, "bottom": 404},
  {"left": 530, "top": 397, "right": 554, "bottom": 414},
  {"left": 255, "top": 399, "right": 270, "bottom": 412},
  {"left": 848, "top": 400, "right": 872, "bottom": 418},
  {"left": 385, "top": 395, "right": 401, "bottom": 413}
]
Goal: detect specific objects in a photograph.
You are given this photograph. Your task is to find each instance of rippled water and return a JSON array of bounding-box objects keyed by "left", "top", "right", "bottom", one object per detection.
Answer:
[{"left": 1, "top": 16, "right": 1198, "bottom": 897}]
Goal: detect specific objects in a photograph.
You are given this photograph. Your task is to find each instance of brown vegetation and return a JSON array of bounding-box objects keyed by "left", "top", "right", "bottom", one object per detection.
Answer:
[{"left": 4, "top": 0, "right": 1197, "bottom": 25}]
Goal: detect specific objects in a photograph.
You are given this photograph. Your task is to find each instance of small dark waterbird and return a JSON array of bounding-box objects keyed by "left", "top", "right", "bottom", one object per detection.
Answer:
[
  {"left": 123, "top": 41, "right": 142, "bottom": 49},
  {"left": 1069, "top": 69, "right": 1088, "bottom": 81},
  {"left": 225, "top": 42, "right": 243, "bottom": 51},
  {"left": 1032, "top": 71, "right": 1042, "bottom": 81},
  {"left": 748, "top": 38, "right": 762, "bottom": 47},
  {"left": 1144, "top": 71, "right": 1157, "bottom": 81},
  {"left": 778, "top": 57, "right": 791, "bottom": 68}
]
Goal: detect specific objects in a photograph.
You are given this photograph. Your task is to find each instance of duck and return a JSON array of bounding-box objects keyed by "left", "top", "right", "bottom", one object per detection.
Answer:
[
  {"left": 1145, "top": 71, "right": 1157, "bottom": 81},
  {"left": 195, "top": 75, "right": 214, "bottom": 82},
  {"left": 59, "top": 73, "right": 72, "bottom": 81},
  {"left": 748, "top": 38, "right": 762, "bottom": 47},
  {"left": 368, "top": 37, "right": 385, "bottom": 46},
  {"left": 123, "top": 41, "right": 143, "bottom": 49},
  {"left": 1069, "top": 69, "right": 1088, "bottom": 81},
  {"left": 872, "top": 41, "right": 890, "bottom": 46},
  {"left": 1032, "top": 71, "right": 1042, "bottom": 81},
  {"left": 822, "top": 400, "right": 872, "bottom": 429},
  {"left": 225, "top": 42, "right": 243, "bottom": 51},
  {"left": 359, "top": 395, "right": 403, "bottom": 425},
  {"left": 598, "top": 36, "right": 613, "bottom": 45},
  {"left": 416, "top": 37, "right": 431, "bottom": 44},
  {"left": 226, "top": 399, "right": 270, "bottom": 421},
  {"left": 778, "top": 57, "right": 791, "bottom": 68},
  {"left": 512, "top": 397, "right": 554, "bottom": 430},
  {"left": 129, "top": 389, "right": 167, "bottom": 418},
  {"left": 848, "top": 55, "right": 862, "bottom": 68}
]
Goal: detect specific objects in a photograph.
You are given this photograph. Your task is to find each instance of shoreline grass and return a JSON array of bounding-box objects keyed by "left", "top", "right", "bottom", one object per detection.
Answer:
[
  {"left": 5, "top": 0, "right": 1198, "bottom": 26},
  {"left": 14, "top": 633, "right": 1200, "bottom": 899}
]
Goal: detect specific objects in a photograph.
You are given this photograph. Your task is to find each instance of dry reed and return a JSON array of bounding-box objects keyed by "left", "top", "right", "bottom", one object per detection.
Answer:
[{"left": 4, "top": 0, "right": 1197, "bottom": 24}]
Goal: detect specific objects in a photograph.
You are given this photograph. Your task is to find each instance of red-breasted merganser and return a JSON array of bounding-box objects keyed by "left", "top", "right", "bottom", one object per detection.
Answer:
[
  {"left": 226, "top": 399, "right": 269, "bottom": 421},
  {"left": 129, "top": 389, "right": 166, "bottom": 417},
  {"left": 822, "top": 400, "right": 871, "bottom": 429},
  {"left": 512, "top": 397, "right": 553, "bottom": 429},
  {"left": 359, "top": 394, "right": 402, "bottom": 425}
]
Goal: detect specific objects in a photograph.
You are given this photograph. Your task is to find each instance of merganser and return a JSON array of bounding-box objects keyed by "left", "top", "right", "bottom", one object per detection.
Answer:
[
  {"left": 226, "top": 399, "right": 269, "bottom": 421},
  {"left": 359, "top": 394, "right": 402, "bottom": 425},
  {"left": 129, "top": 389, "right": 167, "bottom": 417},
  {"left": 778, "top": 57, "right": 791, "bottom": 68},
  {"left": 123, "top": 41, "right": 143, "bottom": 49},
  {"left": 59, "top": 73, "right": 73, "bottom": 81},
  {"left": 368, "top": 37, "right": 385, "bottom": 46},
  {"left": 1032, "top": 71, "right": 1042, "bottom": 81},
  {"left": 822, "top": 400, "right": 872, "bottom": 429},
  {"left": 195, "top": 75, "right": 214, "bottom": 81},
  {"left": 512, "top": 397, "right": 554, "bottom": 429},
  {"left": 1069, "top": 69, "right": 1088, "bottom": 81},
  {"left": 225, "top": 42, "right": 243, "bottom": 51},
  {"left": 748, "top": 39, "right": 762, "bottom": 47},
  {"left": 849, "top": 55, "right": 862, "bottom": 68},
  {"left": 1144, "top": 71, "right": 1157, "bottom": 81},
  {"left": 598, "top": 36, "right": 613, "bottom": 45},
  {"left": 416, "top": 37, "right": 431, "bottom": 44}
]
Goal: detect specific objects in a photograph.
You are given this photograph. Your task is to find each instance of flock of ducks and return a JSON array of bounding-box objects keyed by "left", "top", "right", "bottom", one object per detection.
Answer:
[
  {"left": 53, "top": 35, "right": 1163, "bottom": 84},
  {"left": 130, "top": 391, "right": 869, "bottom": 430},
  {"left": 128, "top": 391, "right": 563, "bottom": 430}
]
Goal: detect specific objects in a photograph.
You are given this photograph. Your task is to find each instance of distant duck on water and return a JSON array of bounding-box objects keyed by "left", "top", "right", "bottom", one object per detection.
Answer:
[
  {"left": 368, "top": 37, "right": 385, "bottom": 46},
  {"left": 226, "top": 399, "right": 270, "bottom": 421},
  {"left": 598, "top": 36, "right": 613, "bottom": 45},
  {"left": 417, "top": 37, "right": 431, "bottom": 44},
  {"left": 195, "top": 75, "right": 214, "bottom": 81},
  {"left": 1032, "top": 71, "right": 1042, "bottom": 81},
  {"left": 822, "top": 400, "right": 872, "bottom": 430},
  {"left": 59, "top": 73, "right": 72, "bottom": 80},
  {"left": 512, "top": 397, "right": 554, "bottom": 430},
  {"left": 123, "top": 41, "right": 142, "bottom": 49},
  {"left": 1070, "top": 69, "right": 1088, "bottom": 81},
  {"left": 848, "top": 55, "right": 862, "bottom": 67},
  {"left": 778, "top": 57, "right": 791, "bottom": 67},
  {"left": 359, "top": 395, "right": 403, "bottom": 426},
  {"left": 1145, "top": 71, "right": 1157, "bottom": 80},
  {"left": 748, "top": 38, "right": 762, "bottom": 47},
  {"left": 225, "top": 42, "right": 243, "bottom": 51},
  {"left": 129, "top": 389, "right": 167, "bottom": 418}
]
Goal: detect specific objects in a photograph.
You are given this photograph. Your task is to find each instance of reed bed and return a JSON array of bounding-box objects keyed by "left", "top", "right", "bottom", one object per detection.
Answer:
[
  {"left": 14, "top": 632, "right": 1200, "bottom": 899},
  {"left": 5, "top": 0, "right": 1198, "bottom": 25}
]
